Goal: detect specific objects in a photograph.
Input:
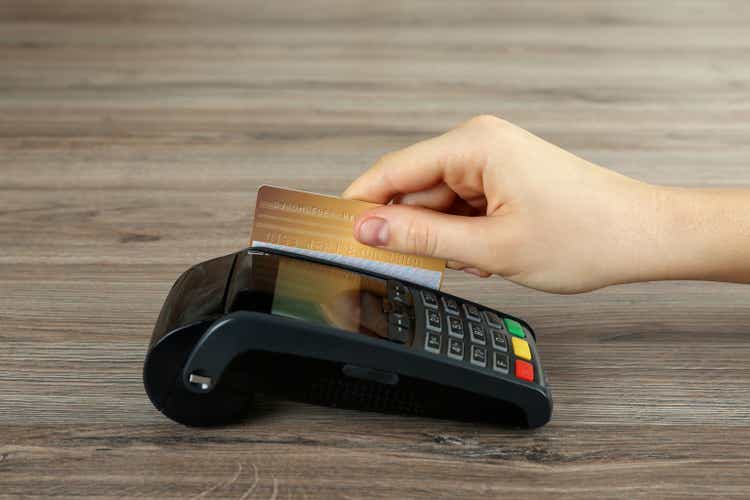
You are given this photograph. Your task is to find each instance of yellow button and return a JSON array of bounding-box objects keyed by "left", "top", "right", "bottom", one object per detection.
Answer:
[{"left": 511, "top": 337, "right": 532, "bottom": 361}]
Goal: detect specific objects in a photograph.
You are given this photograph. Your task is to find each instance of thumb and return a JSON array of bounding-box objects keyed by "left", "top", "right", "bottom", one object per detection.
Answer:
[{"left": 353, "top": 205, "right": 499, "bottom": 267}]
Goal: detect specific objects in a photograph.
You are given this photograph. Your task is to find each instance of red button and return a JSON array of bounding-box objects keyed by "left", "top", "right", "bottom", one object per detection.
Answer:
[{"left": 515, "top": 359, "right": 534, "bottom": 382}]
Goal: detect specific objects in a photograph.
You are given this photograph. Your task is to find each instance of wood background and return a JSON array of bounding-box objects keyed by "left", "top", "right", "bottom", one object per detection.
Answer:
[{"left": 1, "top": 1, "right": 749, "bottom": 498}]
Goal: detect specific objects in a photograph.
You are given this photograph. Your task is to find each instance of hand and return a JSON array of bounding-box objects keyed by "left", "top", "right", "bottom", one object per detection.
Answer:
[{"left": 343, "top": 115, "right": 750, "bottom": 293}]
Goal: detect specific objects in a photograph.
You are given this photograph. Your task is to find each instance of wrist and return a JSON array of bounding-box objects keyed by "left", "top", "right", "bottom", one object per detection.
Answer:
[
  {"left": 595, "top": 181, "right": 675, "bottom": 287},
  {"left": 631, "top": 185, "right": 750, "bottom": 284}
]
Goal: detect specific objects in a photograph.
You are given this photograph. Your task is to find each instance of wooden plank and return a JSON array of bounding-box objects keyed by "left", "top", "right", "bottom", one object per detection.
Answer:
[{"left": 1, "top": 0, "right": 749, "bottom": 497}]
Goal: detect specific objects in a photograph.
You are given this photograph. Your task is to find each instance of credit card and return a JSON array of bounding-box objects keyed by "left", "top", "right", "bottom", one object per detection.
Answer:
[{"left": 250, "top": 185, "right": 445, "bottom": 289}]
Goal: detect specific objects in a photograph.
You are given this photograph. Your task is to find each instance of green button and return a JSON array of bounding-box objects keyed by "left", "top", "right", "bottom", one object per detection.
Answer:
[{"left": 504, "top": 318, "right": 525, "bottom": 338}]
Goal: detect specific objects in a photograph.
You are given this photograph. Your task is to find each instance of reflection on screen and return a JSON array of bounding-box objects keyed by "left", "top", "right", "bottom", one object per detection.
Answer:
[{"left": 271, "top": 257, "right": 389, "bottom": 339}]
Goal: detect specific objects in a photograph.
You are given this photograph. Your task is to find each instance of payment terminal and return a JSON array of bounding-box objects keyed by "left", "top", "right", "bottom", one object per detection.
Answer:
[{"left": 143, "top": 248, "right": 553, "bottom": 428}]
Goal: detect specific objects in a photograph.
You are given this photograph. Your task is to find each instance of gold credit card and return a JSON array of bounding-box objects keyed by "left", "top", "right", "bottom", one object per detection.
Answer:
[{"left": 250, "top": 185, "right": 445, "bottom": 289}]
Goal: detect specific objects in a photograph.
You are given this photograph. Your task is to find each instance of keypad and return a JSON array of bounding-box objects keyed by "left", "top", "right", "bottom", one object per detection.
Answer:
[
  {"left": 490, "top": 329, "right": 507, "bottom": 352},
  {"left": 447, "top": 316, "right": 464, "bottom": 338},
  {"left": 447, "top": 338, "right": 464, "bottom": 360},
  {"left": 421, "top": 290, "right": 439, "bottom": 310},
  {"left": 468, "top": 322, "right": 486, "bottom": 345},
  {"left": 442, "top": 297, "right": 460, "bottom": 316},
  {"left": 425, "top": 309, "right": 442, "bottom": 333},
  {"left": 425, "top": 332, "right": 441, "bottom": 354},
  {"left": 493, "top": 352, "right": 509, "bottom": 373},
  {"left": 411, "top": 290, "right": 537, "bottom": 384},
  {"left": 470, "top": 345, "right": 487, "bottom": 367},
  {"left": 462, "top": 303, "right": 482, "bottom": 322}
]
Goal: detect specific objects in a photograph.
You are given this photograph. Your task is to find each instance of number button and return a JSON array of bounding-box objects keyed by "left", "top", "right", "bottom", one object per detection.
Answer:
[
  {"left": 468, "top": 322, "right": 486, "bottom": 345},
  {"left": 425, "top": 309, "right": 442, "bottom": 333},
  {"left": 447, "top": 338, "right": 464, "bottom": 360},
  {"left": 447, "top": 316, "right": 464, "bottom": 338},
  {"left": 490, "top": 329, "right": 507, "bottom": 352},
  {"left": 482, "top": 310, "right": 504, "bottom": 329},
  {"left": 420, "top": 290, "right": 439, "bottom": 309},
  {"left": 462, "top": 303, "right": 482, "bottom": 322},
  {"left": 442, "top": 297, "right": 460, "bottom": 316},
  {"left": 470, "top": 345, "right": 487, "bottom": 367},
  {"left": 424, "top": 332, "right": 441, "bottom": 354},
  {"left": 493, "top": 352, "right": 509, "bottom": 374}
]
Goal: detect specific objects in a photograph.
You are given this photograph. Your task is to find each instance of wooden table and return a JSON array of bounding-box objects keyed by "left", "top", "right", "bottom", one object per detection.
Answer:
[{"left": 2, "top": 1, "right": 749, "bottom": 498}]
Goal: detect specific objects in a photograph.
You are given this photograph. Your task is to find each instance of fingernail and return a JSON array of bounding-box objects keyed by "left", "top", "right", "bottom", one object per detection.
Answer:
[{"left": 357, "top": 217, "right": 389, "bottom": 246}]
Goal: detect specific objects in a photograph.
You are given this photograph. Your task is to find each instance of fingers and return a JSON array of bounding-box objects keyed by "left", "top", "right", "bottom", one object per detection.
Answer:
[
  {"left": 343, "top": 136, "right": 451, "bottom": 203},
  {"left": 353, "top": 204, "right": 504, "bottom": 271},
  {"left": 395, "top": 183, "right": 485, "bottom": 217},
  {"left": 395, "top": 183, "right": 457, "bottom": 211},
  {"left": 342, "top": 119, "right": 492, "bottom": 204}
]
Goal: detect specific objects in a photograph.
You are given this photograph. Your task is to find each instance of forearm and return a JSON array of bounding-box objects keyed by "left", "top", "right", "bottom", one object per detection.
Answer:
[{"left": 639, "top": 186, "right": 750, "bottom": 284}]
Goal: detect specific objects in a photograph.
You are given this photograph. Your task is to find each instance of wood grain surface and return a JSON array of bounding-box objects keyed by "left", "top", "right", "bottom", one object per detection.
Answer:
[{"left": 1, "top": 1, "right": 749, "bottom": 498}]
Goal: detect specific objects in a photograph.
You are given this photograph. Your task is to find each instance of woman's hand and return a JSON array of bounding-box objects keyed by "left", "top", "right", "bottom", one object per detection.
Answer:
[{"left": 343, "top": 115, "right": 750, "bottom": 293}]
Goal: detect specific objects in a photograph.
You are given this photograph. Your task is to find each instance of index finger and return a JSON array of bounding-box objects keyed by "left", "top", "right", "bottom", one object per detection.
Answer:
[{"left": 342, "top": 122, "right": 486, "bottom": 204}]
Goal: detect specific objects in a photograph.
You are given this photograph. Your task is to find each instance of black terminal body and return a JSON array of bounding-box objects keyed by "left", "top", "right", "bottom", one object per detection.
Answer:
[{"left": 143, "top": 248, "right": 553, "bottom": 428}]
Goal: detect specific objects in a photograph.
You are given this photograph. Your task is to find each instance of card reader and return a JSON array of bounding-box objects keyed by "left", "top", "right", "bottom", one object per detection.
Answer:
[{"left": 143, "top": 248, "right": 553, "bottom": 427}]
